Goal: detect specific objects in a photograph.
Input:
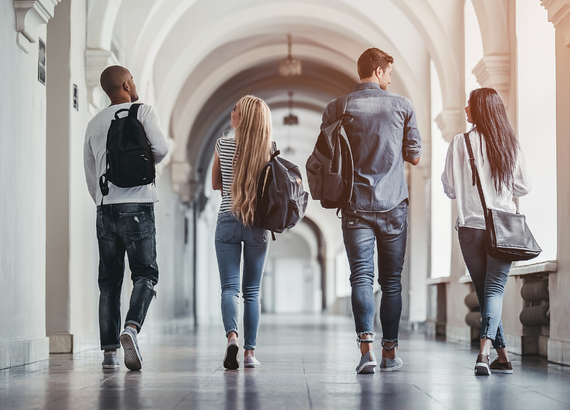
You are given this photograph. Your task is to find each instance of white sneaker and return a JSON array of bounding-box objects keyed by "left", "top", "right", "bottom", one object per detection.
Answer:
[
  {"left": 102, "top": 351, "right": 120, "bottom": 369},
  {"left": 356, "top": 352, "right": 377, "bottom": 374},
  {"left": 244, "top": 355, "right": 260, "bottom": 368},
  {"left": 120, "top": 327, "right": 143, "bottom": 371}
]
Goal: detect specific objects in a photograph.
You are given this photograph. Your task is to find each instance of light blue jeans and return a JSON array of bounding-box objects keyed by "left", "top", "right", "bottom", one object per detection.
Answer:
[
  {"left": 458, "top": 227, "right": 511, "bottom": 349},
  {"left": 214, "top": 212, "right": 269, "bottom": 350}
]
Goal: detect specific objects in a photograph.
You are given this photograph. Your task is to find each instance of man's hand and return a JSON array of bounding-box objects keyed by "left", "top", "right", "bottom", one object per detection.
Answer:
[{"left": 407, "top": 156, "right": 421, "bottom": 166}]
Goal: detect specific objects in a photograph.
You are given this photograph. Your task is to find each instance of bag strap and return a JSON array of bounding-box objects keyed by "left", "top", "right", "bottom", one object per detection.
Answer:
[
  {"left": 335, "top": 94, "right": 349, "bottom": 120},
  {"left": 128, "top": 103, "right": 142, "bottom": 118},
  {"left": 335, "top": 94, "right": 353, "bottom": 216},
  {"left": 464, "top": 132, "right": 488, "bottom": 215}
]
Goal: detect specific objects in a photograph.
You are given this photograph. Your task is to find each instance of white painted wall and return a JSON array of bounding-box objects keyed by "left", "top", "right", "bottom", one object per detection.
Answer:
[
  {"left": 516, "top": 1, "right": 557, "bottom": 264},
  {"left": 0, "top": 4, "right": 50, "bottom": 368},
  {"left": 430, "top": 59, "right": 451, "bottom": 279}
]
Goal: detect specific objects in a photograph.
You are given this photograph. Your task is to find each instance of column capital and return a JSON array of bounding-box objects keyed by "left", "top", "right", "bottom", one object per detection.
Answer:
[
  {"left": 542, "top": 0, "right": 570, "bottom": 47},
  {"left": 15, "top": 0, "right": 62, "bottom": 52},
  {"left": 171, "top": 161, "right": 192, "bottom": 195},
  {"left": 472, "top": 54, "right": 510, "bottom": 107},
  {"left": 435, "top": 109, "right": 465, "bottom": 142},
  {"left": 85, "top": 48, "right": 117, "bottom": 112}
]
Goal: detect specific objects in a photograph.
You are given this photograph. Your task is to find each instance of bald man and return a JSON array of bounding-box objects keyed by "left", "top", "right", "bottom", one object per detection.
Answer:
[{"left": 84, "top": 65, "right": 168, "bottom": 371}]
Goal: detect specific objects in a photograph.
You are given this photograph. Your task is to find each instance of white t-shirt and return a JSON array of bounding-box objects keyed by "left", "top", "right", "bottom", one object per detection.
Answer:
[
  {"left": 441, "top": 130, "right": 531, "bottom": 230},
  {"left": 84, "top": 103, "right": 168, "bottom": 205}
]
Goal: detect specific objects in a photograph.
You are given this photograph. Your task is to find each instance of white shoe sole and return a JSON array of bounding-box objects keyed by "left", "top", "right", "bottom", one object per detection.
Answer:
[
  {"left": 490, "top": 368, "right": 513, "bottom": 374},
  {"left": 356, "top": 362, "right": 377, "bottom": 374},
  {"left": 120, "top": 332, "right": 142, "bottom": 371},
  {"left": 475, "top": 362, "right": 491, "bottom": 375},
  {"left": 102, "top": 364, "right": 120, "bottom": 369},
  {"left": 244, "top": 362, "right": 260, "bottom": 368},
  {"left": 380, "top": 359, "right": 403, "bottom": 372}
]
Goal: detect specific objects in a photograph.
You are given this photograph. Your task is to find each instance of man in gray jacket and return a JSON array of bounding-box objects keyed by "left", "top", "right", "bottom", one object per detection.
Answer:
[
  {"left": 84, "top": 65, "right": 168, "bottom": 371},
  {"left": 320, "top": 48, "right": 422, "bottom": 374}
]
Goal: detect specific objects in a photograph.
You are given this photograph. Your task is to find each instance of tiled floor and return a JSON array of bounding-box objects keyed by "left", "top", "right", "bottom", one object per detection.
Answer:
[{"left": 1, "top": 314, "right": 569, "bottom": 410}]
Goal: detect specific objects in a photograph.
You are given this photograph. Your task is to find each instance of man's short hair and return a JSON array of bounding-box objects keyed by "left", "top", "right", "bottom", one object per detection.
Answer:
[
  {"left": 357, "top": 48, "right": 394, "bottom": 79},
  {"left": 100, "top": 65, "right": 129, "bottom": 97}
]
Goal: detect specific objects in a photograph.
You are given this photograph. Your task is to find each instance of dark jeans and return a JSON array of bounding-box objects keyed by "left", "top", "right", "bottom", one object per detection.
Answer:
[
  {"left": 214, "top": 213, "right": 269, "bottom": 350},
  {"left": 458, "top": 227, "right": 511, "bottom": 349},
  {"left": 342, "top": 200, "right": 408, "bottom": 342},
  {"left": 96, "top": 203, "right": 159, "bottom": 350}
]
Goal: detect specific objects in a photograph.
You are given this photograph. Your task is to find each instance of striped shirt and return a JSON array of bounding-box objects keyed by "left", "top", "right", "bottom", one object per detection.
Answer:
[{"left": 215, "top": 134, "right": 237, "bottom": 215}]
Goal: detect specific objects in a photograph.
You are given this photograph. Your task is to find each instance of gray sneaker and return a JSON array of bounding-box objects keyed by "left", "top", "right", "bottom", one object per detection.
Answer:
[
  {"left": 120, "top": 326, "right": 143, "bottom": 371},
  {"left": 102, "top": 351, "right": 120, "bottom": 369},
  {"left": 356, "top": 352, "right": 377, "bottom": 374},
  {"left": 380, "top": 356, "right": 403, "bottom": 372}
]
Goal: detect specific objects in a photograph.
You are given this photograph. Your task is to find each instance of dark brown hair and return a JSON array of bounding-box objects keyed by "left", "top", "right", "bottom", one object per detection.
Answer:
[
  {"left": 469, "top": 88, "right": 519, "bottom": 193},
  {"left": 357, "top": 48, "right": 394, "bottom": 79}
]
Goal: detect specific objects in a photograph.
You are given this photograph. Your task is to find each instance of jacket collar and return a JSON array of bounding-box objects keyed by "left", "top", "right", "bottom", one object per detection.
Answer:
[{"left": 352, "top": 82, "right": 382, "bottom": 92}]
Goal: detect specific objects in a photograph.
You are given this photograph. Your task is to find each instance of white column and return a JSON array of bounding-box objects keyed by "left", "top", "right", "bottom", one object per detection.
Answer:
[{"left": 542, "top": 0, "right": 570, "bottom": 366}]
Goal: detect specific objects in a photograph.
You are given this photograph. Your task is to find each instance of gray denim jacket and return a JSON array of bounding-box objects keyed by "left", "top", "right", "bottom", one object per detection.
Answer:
[{"left": 320, "top": 82, "right": 422, "bottom": 212}]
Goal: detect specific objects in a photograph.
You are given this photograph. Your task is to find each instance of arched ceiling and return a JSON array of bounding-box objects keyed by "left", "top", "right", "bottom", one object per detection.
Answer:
[{"left": 85, "top": 0, "right": 477, "bottom": 209}]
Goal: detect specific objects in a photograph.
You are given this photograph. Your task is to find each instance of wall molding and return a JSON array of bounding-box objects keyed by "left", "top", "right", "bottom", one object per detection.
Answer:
[
  {"left": 472, "top": 54, "right": 510, "bottom": 107},
  {"left": 542, "top": 0, "right": 570, "bottom": 47},
  {"left": 85, "top": 48, "right": 117, "bottom": 112},
  {"left": 435, "top": 109, "right": 465, "bottom": 142},
  {"left": 14, "top": 0, "right": 61, "bottom": 53},
  {"left": 171, "top": 161, "right": 192, "bottom": 196}
]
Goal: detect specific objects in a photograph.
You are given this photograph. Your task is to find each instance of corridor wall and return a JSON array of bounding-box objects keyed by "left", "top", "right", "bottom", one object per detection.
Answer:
[{"left": 0, "top": 4, "right": 50, "bottom": 369}]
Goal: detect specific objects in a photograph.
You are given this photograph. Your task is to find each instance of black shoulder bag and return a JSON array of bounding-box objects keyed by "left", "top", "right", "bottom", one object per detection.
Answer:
[{"left": 464, "top": 132, "right": 541, "bottom": 262}]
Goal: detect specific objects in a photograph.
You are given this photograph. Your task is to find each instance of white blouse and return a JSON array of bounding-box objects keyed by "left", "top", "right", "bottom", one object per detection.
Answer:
[{"left": 441, "top": 130, "right": 531, "bottom": 230}]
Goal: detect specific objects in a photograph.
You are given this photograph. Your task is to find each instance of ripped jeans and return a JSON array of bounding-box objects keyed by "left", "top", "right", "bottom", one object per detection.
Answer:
[
  {"left": 96, "top": 203, "right": 159, "bottom": 350},
  {"left": 458, "top": 227, "right": 511, "bottom": 349}
]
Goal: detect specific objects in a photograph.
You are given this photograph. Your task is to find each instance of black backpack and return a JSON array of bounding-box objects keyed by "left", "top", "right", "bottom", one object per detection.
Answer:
[
  {"left": 305, "top": 94, "right": 354, "bottom": 209},
  {"left": 99, "top": 104, "right": 155, "bottom": 200},
  {"left": 255, "top": 145, "right": 308, "bottom": 239}
]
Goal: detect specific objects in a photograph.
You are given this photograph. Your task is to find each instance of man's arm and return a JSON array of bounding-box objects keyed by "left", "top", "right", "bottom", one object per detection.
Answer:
[
  {"left": 142, "top": 106, "right": 169, "bottom": 164},
  {"left": 320, "top": 100, "right": 337, "bottom": 131},
  {"left": 83, "top": 132, "right": 97, "bottom": 203},
  {"left": 402, "top": 100, "right": 422, "bottom": 165}
]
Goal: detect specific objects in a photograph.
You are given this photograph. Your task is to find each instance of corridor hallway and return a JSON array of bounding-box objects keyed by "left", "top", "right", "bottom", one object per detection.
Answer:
[{"left": 2, "top": 314, "right": 569, "bottom": 410}]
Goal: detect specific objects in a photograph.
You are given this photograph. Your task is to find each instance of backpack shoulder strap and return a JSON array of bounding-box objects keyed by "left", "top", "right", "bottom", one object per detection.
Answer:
[
  {"left": 335, "top": 95, "right": 349, "bottom": 120},
  {"left": 128, "top": 103, "right": 143, "bottom": 118}
]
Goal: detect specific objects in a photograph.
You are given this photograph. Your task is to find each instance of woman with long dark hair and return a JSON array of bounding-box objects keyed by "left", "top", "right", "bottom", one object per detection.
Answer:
[
  {"left": 442, "top": 88, "right": 531, "bottom": 375},
  {"left": 211, "top": 95, "right": 272, "bottom": 369}
]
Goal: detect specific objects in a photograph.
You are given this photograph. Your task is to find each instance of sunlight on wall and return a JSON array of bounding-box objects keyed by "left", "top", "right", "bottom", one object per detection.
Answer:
[
  {"left": 516, "top": 1, "right": 557, "bottom": 264},
  {"left": 464, "top": 0, "right": 484, "bottom": 99},
  {"left": 430, "top": 59, "right": 451, "bottom": 279}
]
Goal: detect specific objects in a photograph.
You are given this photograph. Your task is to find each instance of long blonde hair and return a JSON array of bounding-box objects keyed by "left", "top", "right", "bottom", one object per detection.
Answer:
[{"left": 231, "top": 95, "right": 272, "bottom": 226}]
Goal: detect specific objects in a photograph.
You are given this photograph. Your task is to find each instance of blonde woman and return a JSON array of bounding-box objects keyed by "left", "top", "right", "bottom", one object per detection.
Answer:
[{"left": 211, "top": 95, "right": 272, "bottom": 369}]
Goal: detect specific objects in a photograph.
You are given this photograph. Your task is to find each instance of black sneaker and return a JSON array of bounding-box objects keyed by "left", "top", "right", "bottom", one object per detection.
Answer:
[
  {"left": 474, "top": 354, "right": 490, "bottom": 376},
  {"left": 490, "top": 357, "right": 513, "bottom": 374},
  {"left": 223, "top": 340, "right": 240, "bottom": 370}
]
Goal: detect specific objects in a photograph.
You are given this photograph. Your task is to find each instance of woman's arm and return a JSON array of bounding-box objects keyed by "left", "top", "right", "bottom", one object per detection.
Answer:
[
  {"left": 212, "top": 150, "right": 223, "bottom": 193},
  {"left": 513, "top": 148, "right": 531, "bottom": 198},
  {"left": 441, "top": 138, "right": 456, "bottom": 199}
]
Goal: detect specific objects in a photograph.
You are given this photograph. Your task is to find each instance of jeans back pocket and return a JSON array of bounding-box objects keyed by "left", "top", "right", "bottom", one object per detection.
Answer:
[
  {"left": 120, "top": 211, "right": 152, "bottom": 242},
  {"left": 216, "top": 215, "right": 239, "bottom": 243}
]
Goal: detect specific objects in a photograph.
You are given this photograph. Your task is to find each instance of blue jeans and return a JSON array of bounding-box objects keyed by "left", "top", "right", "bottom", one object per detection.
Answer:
[
  {"left": 215, "top": 213, "right": 269, "bottom": 350},
  {"left": 458, "top": 227, "right": 511, "bottom": 349},
  {"left": 342, "top": 200, "right": 408, "bottom": 342},
  {"left": 96, "top": 203, "right": 159, "bottom": 350}
]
